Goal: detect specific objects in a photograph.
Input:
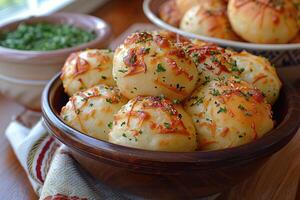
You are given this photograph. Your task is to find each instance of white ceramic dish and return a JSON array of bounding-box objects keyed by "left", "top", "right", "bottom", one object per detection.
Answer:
[
  {"left": 0, "top": 12, "right": 112, "bottom": 110},
  {"left": 143, "top": 0, "right": 300, "bottom": 67}
]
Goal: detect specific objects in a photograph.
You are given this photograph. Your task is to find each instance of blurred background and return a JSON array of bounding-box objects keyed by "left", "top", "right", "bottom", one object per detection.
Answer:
[
  {"left": 0, "top": 0, "right": 149, "bottom": 36},
  {"left": 0, "top": 0, "right": 107, "bottom": 23}
]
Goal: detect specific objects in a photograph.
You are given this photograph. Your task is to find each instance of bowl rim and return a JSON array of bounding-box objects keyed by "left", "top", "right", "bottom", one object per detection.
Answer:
[
  {"left": 41, "top": 73, "right": 300, "bottom": 170},
  {"left": 0, "top": 12, "right": 111, "bottom": 58},
  {"left": 143, "top": 0, "right": 300, "bottom": 51}
]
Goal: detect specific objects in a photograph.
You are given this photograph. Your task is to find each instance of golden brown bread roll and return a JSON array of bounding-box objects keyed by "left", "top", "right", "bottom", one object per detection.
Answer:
[
  {"left": 159, "top": 0, "right": 182, "bottom": 27},
  {"left": 180, "top": 3, "right": 240, "bottom": 40},
  {"left": 230, "top": 51, "right": 282, "bottom": 105},
  {"left": 113, "top": 31, "right": 198, "bottom": 100},
  {"left": 109, "top": 96, "right": 197, "bottom": 152},
  {"left": 185, "top": 77, "right": 274, "bottom": 150},
  {"left": 228, "top": 0, "right": 299, "bottom": 43},
  {"left": 60, "top": 84, "right": 127, "bottom": 141},
  {"left": 61, "top": 49, "right": 115, "bottom": 96}
]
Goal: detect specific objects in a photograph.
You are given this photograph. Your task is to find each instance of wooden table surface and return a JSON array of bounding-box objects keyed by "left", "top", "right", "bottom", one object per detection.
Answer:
[{"left": 0, "top": 1, "right": 300, "bottom": 200}]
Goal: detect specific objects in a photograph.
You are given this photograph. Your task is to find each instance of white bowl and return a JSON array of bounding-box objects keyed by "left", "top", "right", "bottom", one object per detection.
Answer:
[
  {"left": 0, "top": 12, "right": 112, "bottom": 110},
  {"left": 143, "top": 0, "right": 300, "bottom": 67}
]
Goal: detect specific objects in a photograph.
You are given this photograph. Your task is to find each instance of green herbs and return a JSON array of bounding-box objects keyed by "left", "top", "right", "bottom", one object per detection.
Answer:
[
  {"left": 118, "top": 69, "right": 128, "bottom": 73},
  {"left": 164, "top": 122, "right": 171, "bottom": 129},
  {"left": 107, "top": 122, "right": 113, "bottom": 129},
  {"left": 230, "top": 60, "right": 244, "bottom": 73},
  {"left": 106, "top": 98, "right": 113, "bottom": 104},
  {"left": 0, "top": 22, "right": 96, "bottom": 51},
  {"left": 210, "top": 88, "right": 220, "bottom": 96},
  {"left": 172, "top": 99, "right": 181, "bottom": 104},
  {"left": 238, "top": 104, "right": 246, "bottom": 111},
  {"left": 190, "top": 96, "right": 204, "bottom": 106},
  {"left": 121, "top": 121, "right": 126, "bottom": 126},
  {"left": 156, "top": 63, "right": 166, "bottom": 72},
  {"left": 217, "top": 107, "right": 227, "bottom": 114}
]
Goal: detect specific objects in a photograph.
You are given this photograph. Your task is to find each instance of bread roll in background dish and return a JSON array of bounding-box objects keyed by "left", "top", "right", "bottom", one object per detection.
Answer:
[
  {"left": 180, "top": 3, "right": 240, "bottom": 40},
  {"left": 228, "top": 0, "right": 299, "bottom": 43},
  {"left": 176, "top": 0, "right": 228, "bottom": 15},
  {"left": 159, "top": 0, "right": 182, "bottom": 27},
  {"left": 60, "top": 85, "right": 127, "bottom": 141},
  {"left": 183, "top": 43, "right": 240, "bottom": 86},
  {"left": 113, "top": 31, "right": 198, "bottom": 100},
  {"left": 185, "top": 78, "right": 274, "bottom": 151},
  {"left": 61, "top": 49, "right": 115, "bottom": 96},
  {"left": 230, "top": 51, "right": 282, "bottom": 105},
  {"left": 153, "top": 29, "right": 192, "bottom": 44},
  {"left": 109, "top": 96, "right": 197, "bottom": 152}
]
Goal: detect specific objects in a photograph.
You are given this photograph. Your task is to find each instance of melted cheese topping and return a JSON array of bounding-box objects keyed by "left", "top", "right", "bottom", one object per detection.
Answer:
[
  {"left": 113, "top": 31, "right": 198, "bottom": 100},
  {"left": 183, "top": 43, "right": 240, "bottom": 86},
  {"left": 180, "top": 3, "right": 240, "bottom": 40},
  {"left": 60, "top": 84, "right": 127, "bottom": 141},
  {"left": 109, "top": 96, "right": 197, "bottom": 152},
  {"left": 228, "top": 0, "right": 299, "bottom": 43},
  {"left": 230, "top": 51, "right": 282, "bottom": 104},
  {"left": 61, "top": 49, "right": 116, "bottom": 96},
  {"left": 184, "top": 77, "right": 274, "bottom": 150}
]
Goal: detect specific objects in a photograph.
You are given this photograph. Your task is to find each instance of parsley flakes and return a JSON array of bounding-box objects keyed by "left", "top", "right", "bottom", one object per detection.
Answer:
[{"left": 156, "top": 63, "right": 166, "bottom": 72}]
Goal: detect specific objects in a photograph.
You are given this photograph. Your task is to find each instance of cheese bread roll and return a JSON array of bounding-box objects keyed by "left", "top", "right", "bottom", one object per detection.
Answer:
[
  {"left": 180, "top": 4, "right": 239, "bottom": 40},
  {"left": 228, "top": 0, "right": 299, "bottom": 43},
  {"left": 61, "top": 49, "right": 115, "bottom": 96},
  {"left": 109, "top": 96, "right": 197, "bottom": 152},
  {"left": 184, "top": 43, "right": 241, "bottom": 86},
  {"left": 152, "top": 30, "right": 192, "bottom": 45},
  {"left": 230, "top": 51, "right": 282, "bottom": 104},
  {"left": 60, "top": 84, "right": 127, "bottom": 141},
  {"left": 176, "top": 0, "right": 226, "bottom": 15},
  {"left": 185, "top": 78, "right": 274, "bottom": 151},
  {"left": 113, "top": 32, "right": 198, "bottom": 100},
  {"left": 159, "top": 0, "right": 182, "bottom": 27}
]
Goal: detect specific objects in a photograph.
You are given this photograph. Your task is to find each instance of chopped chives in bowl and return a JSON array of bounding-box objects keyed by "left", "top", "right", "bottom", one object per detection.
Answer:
[{"left": 0, "top": 22, "right": 96, "bottom": 51}]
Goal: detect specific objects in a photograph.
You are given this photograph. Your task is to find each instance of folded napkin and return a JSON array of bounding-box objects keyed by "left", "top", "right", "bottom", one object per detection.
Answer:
[
  {"left": 5, "top": 117, "right": 132, "bottom": 200},
  {"left": 5, "top": 115, "right": 219, "bottom": 200}
]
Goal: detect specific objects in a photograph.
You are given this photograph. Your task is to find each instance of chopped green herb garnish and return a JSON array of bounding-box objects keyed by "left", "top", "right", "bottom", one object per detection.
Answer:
[
  {"left": 211, "top": 89, "right": 220, "bottom": 96},
  {"left": 108, "top": 122, "right": 113, "bottom": 129},
  {"left": 238, "top": 104, "right": 246, "bottom": 111},
  {"left": 0, "top": 22, "right": 96, "bottom": 51},
  {"left": 164, "top": 122, "right": 171, "bottom": 129},
  {"left": 118, "top": 69, "right": 128, "bottom": 73},
  {"left": 217, "top": 107, "right": 227, "bottom": 114},
  {"left": 106, "top": 98, "right": 113, "bottom": 103},
  {"left": 191, "top": 96, "right": 204, "bottom": 106},
  {"left": 172, "top": 99, "right": 181, "bottom": 104},
  {"left": 156, "top": 63, "right": 166, "bottom": 72}
]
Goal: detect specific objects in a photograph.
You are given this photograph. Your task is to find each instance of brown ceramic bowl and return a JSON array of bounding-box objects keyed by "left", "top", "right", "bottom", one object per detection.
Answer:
[
  {"left": 41, "top": 73, "right": 300, "bottom": 199},
  {"left": 0, "top": 12, "right": 111, "bottom": 110}
]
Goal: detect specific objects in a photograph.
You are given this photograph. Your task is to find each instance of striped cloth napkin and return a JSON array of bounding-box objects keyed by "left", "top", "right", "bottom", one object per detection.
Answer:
[
  {"left": 5, "top": 111, "right": 219, "bottom": 200},
  {"left": 5, "top": 117, "right": 130, "bottom": 200}
]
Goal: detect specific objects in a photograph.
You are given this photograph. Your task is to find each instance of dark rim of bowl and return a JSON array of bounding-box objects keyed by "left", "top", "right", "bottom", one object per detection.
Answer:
[
  {"left": 42, "top": 73, "right": 300, "bottom": 169},
  {"left": 0, "top": 12, "right": 111, "bottom": 58},
  {"left": 143, "top": 0, "right": 300, "bottom": 51}
]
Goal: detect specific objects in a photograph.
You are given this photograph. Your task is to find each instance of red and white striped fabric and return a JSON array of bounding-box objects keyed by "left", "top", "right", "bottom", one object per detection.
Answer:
[{"left": 5, "top": 119, "right": 130, "bottom": 200}]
